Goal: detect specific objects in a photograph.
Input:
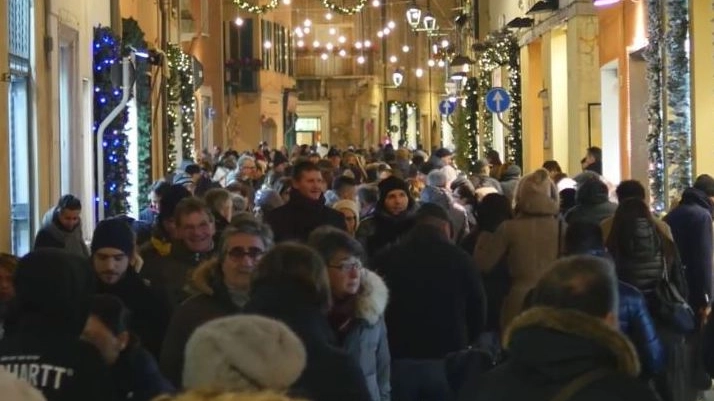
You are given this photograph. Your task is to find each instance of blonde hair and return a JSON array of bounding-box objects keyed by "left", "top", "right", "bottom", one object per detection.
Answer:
[{"left": 153, "top": 390, "right": 306, "bottom": 401}]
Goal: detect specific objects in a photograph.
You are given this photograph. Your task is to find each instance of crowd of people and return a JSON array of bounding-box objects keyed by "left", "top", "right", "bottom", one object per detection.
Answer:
[{"left": 0, "top": 142, "right": 714, "bottom": 401}]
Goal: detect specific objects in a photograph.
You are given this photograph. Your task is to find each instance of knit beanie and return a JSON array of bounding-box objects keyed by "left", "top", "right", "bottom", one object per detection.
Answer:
[
  {"left": 420, "top": 186, "right": 451, "bottom": 211},
  {"left": 183, "top": 315, "right": 307, "bottom": 392},
  {"left": 91, "top": 219, "right": 135, "bottom": 256},
  {"left": 378, "top": 176, "right": 410, "bottom": 200},
  {"left": 0, "top": 367, "right": 46, "bottom": 401},
  {"left": 159, "top": 184, "right": 192, "bottom": 222},
  {"left": 426, "top": 170, "right": 448, "bottom": 188},
  {"left": 332, "top": 199, "right": 360, "bottom": 222}
]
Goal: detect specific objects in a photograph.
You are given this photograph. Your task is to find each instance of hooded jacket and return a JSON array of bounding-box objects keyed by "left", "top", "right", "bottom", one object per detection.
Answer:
[
  {"left": 33, "top": 210, "right": 89, "bottom": 258},
  {"left": 265, "top": 191, "right": 347, "bottom": 243},
  {"left": 665, "top": 187, "right": 714, "bottom": 311},
  {"left": 564, "top": 179, "right": 618, "bottom": 225},
  {"left": 0, "top": 249, "right": 113, "bottom": 401},
  {"left": 159, "top": 260, "right": 241, "bottom": 387},
  {"left": 336, "top": 270, "right": 391, "bottom": 401},
  {"left": 244, "top": 280, "right": 372, "bottom": 401},
  {"left": 471, "top": 307, "right": 659, "bottom": 401}
]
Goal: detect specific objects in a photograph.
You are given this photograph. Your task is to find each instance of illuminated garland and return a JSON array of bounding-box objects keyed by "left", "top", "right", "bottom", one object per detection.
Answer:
[
  {"left": 475, "top": 30, "right": 522, "bottom": 166},
  {"left": 93, "top": 26, "right": 130, "bottom": 216},
  {"left": 454, "top": 77, "right": 479, "bottom": 172},
  {"left": 167, "top": 43, "right": 196, "bottom": 172},
  {"left": 233, "top": 0, "right": 279, "bottom": 14},
  {"left": 322, "top": 0, "right": 367, "bottom": 15},
  {"left": 663, "top": 0, "right": 691, "bottom": 206}
]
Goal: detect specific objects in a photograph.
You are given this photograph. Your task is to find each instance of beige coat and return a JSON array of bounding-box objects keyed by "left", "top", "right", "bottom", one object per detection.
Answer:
[{"left": 474, "top": 188, "right": 563, "bottom": 331}]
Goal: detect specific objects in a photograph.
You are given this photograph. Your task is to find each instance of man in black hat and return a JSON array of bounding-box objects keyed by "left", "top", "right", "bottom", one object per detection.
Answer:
[{"left": 0, "top": 249, "right": 113, "bottom": 401}]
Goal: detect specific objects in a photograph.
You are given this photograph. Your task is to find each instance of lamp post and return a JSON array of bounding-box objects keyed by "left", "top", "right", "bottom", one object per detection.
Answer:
[{"left": 406, "top": 0, "right": 421, "bottom": 29}]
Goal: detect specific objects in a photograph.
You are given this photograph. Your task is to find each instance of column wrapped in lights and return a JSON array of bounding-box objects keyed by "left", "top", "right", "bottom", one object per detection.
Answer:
[
  {"left": 166, "top": 44, "right": 197, "bottom": 172},
  {"left": 93, "top": 26, "right": 130, "bottom": 216},
  {"left": 454, "top": 77, "right": 479, "bottom": 172},
  {"left": 322, "top": 0, "right": 367, "bottom": 15},
  {"left": 475, "top": 30, "right": 522, "bottom": 166}
]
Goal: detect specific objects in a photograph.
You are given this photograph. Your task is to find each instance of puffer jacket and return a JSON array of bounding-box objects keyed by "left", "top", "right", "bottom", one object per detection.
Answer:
[
  {"left": 338, "top": 270, "right": 391, "bottom": 401},
  {"left": 618, "top": 282, "right": 665, "bottom": 377},
  {"left": 612, "top": 218, "right": 665, "bottom": 296}
]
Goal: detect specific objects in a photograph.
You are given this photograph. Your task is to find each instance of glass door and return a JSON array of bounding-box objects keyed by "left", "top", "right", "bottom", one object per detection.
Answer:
[{"left": 8, "top": 75, "right": 33, "bottom": 255}]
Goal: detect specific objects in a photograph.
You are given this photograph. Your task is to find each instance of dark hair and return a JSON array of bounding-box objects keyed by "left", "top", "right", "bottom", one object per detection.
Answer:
[
  {"left": 332, "top": 176, "right": 356, "bottom": 194},
  {"left": 542, "top": 160, "right": 562, "bottom": 174},
  {"left": 531, "top": 255, "right": 618, "bottom": 318},
  {"left": 152, "top": 180, "right": 172, "bottom": 197},
  {"left": 89, "top": 294, "right": 131, "bottom": 336},
  {"left": 274, "top": 177, "right": 292, "bottom": 197},
  {"left": 414, "top": 202, "right": 451, "bottom": 229},
  {"left": 57, "top": 194, "right": 82, "bottom": 211},
  {"left": 476, "top": 193, "right": 513, "bottom": 232},
  {"left": 251, "top": 243, "right": 332, "bottom": 313},
  {"left": 185, "top": 164, "right": 202, "bottom": 176},
  {"left": 616, "top": 180, "right": 646, "bottom": 202},
  {"left": 357, "top": 184, "right": 378, "bottom": 205},
  {"left": 587, "top": 146, "right": 602, "bottom": 162},
  {"left": 292, "top": 161, "right": 320, "bottom": 181},
  {"left": 174, "top": 197, "right": 214, "bottom": 227},
  {"left": 308, "top": 226, "right": 365, "bottom": 263},
  {"left": 203, "top": 188, "right": 232, "bottom": 214},
  {"left": 454, "top": 183, "right": 478, "bottom": 208},
  {"left": 565, "top": 222, "right": 605, "bottom": 255}
]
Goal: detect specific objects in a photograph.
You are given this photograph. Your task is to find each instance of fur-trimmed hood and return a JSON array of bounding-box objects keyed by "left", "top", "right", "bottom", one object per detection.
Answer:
[
  {"left": 355, "top": 270, "right": 389, "bottom": 325},
  {"left": 504, "top": 307, "right": 640, "bottom": 378},
  {"left": 191, "top": 258, "right": 218, "bottom": 296}
]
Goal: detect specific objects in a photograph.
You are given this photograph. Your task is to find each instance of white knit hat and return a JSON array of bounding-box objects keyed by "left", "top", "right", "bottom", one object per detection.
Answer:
[
  {"left": 183, "top": 315, "right": 307, "bottom": 392},
  {"left": 0, "top": 368, "right": 46, "bottom": 401}
]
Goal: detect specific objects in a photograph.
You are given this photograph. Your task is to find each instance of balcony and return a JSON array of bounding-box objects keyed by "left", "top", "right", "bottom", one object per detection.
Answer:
[{"left": 295, "top": 52, "right": 376, "bottom": 78}]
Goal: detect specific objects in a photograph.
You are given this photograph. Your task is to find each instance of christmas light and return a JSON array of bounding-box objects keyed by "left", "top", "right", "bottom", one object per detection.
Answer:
[
  {"left": 235, "top": 17, "right": 245, "bottom": 26},
  {"left": 233, "top": 0, "right": 279, "bottom": 15}
]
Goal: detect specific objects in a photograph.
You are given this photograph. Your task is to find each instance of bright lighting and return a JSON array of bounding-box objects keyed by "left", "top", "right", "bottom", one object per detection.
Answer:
[
  {"left": 321, "top": 53, "right": 329, "bottom": 60},
  {"left": 355, "top": 41, "right": 363, "bottom": 49},
  {"left": 297, "top": 40, "right": 305, "bottom": 48},
  {"left": 372, "top": 0, "right": 380, "bottom": 6},
  {"left": 383, "top": 28, "right": 391, "bottom": 35},
  {"left": 325, "top": 12, "right": 333, "bottom": 20},
  {"left": 389, "top": 55, "right": 397, "bottom": 63},
  {"left": 357, "top": 55, "right": 366, "bottom": 64},
  {"left": 437, "top": 60, "right": 445, "bottom": 67},
  {"left": 303, "top": 19, "right": 312, "bottom": 27},
  {"left": 377, "top": 31, "right": 384, "bottom": 38},
  {"left": 303, "top": 27, "right": 310, "bottom": 34},
  {"left": 263, "top": 40, "right": 272, "bottom": 49},
  {"left": 364, "top": 40, "right": 372, "bottom": 48},
  {"left": 338, "top": 35, "right": 346, "bottom": 44},
  {"left": 441, "top": 39, "right": 449, "bottom": 48},
  {"left": 295, "top": 27, "right": 302, "bottom": 35},
  {"left": 282, "top": 0, "right": 290, "bottom": 4},
  {"left": 329, "top": 27, "right": 336, "bottom": 35},
  {"left": 313, "top": 40, "right": 321, "bottom": 48},
  {"left": 326, "top": 43, "right": 334, "bottom": 51},
  {"left": 402, "top": 45, "right": 410, "bottom": 53},
  {"left": 387, "top": 20, "right": 396, "bottom": 29},
  {"left": 427, "top": 59, "right": 435, "bottom": 67},
  {"left": 339, "top": 49, "right": 347, "bottom": 57},
  {"left": 235, "top": 17, "right": 244, "bottom": 26},
  {"left": 415, "top": 68, "right": 424, "bottom": 77}
]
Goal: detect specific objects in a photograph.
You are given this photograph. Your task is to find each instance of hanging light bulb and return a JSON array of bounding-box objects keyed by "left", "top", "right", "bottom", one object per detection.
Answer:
[
  {"left": 263, "top": 40, "right": 272, "bottom": 49},
  {"left": 427, "top": 59, "right": 436, "bottom": 67},
  {"left": 303, "top": 19, "right": 312, "bottom": 27},
  {"left": 294, "top": 27, "right": 302, "bottom": 35},
  {"left": 372, "top": 0, "right": 380, "bottom": 6},
  {"left": 325, "top": 12, "right": 333, "bottom": 20},
  {"left": 355, "top": 41, "right": 363, "bottom": 49},
  {"left": 415, "top": 68, "right": 424, "bottom": 77},
  {"left": 387, "top": 20, "right": 396, "bottom": 29},
  {"left": 437, "top": 60, "right": 445, "bottom": 67},
  {"left": 313, "top": 40, "right": 321, "bottom": 48},
  {"left": 282, "top": 0, "right": 290, "bottom": 4},
  {"left": 297, "top": 40, "right": 305, "bottom": 47},
  {"left": 329, "top": 27, "right": 337, "bottom": 35},
  {"left": 338, "top": 35, "right": 346, "bottom": 44},
  {"left": 441, "top": 39, "right": 449, "bottom": 48},
  {"left": 402, "top": 45, "right": 410, "bottom": 53},
  {"left": 377, "top": 31, "right": 384, "bottom": 38},
  {"left": 364, "top": 40, "right": 372, "bottom": 48},
  {"left": 383, "top": 27, "right": 391, "bottom": 35},
  {"left": 303, "top": 27, "right": 310, "bottom": 34},
  {"left": 235, "top": 17, "right": 244, "bottom": 26},
  {"left": 358, "top": 55, "right": 366, "bottom": 64},
  {"left": 392, "top": 68, "right": 405, "bottom": 87},
  {"left": 321, "top": 53, "right": 329, "bottom": 60},
  {"left": 389, "top": 55, "right": 398, "bottom": 63},
  {"left": 339, "top": 49, "right": 347, "bottom": 57},
  {"left": 326, "top": 42, "right": 334, "bottom": 51}
]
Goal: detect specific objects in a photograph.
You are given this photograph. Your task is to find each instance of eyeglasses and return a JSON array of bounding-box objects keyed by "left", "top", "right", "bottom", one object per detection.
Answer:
[
  {"left": 328, "top": 258, "right": 363, "bottom": 273},
  {"left": 227, "top": 247, "right": 265, "bottom": 260}
]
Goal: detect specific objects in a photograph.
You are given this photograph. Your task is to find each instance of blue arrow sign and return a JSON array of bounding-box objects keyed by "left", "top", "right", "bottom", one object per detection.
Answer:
[
  {"left": 485, "top": 87, "right": 511, "bottom": 113},
  {"left": 439, "top": 99, "right": 456, "bottom": 115}
]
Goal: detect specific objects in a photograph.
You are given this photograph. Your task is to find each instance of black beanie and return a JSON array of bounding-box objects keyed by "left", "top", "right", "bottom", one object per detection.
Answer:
[
  {"left": 415, "top": 202, "right": 451, "bottom": 224},
  {"left": 159, "top": 184, "right": 192, "bottom": 222},
  {"left": 694, "top": 174, "right": 714, "bottom": 197},
  {"left": 91, "top": 219, "right": 135, "bottom": 256},
  {"left": 378, "top": 176, "right": 410, "bottom": 200},
  {"left": 273, "top": 151, "right": 289, "bottom": 166}
]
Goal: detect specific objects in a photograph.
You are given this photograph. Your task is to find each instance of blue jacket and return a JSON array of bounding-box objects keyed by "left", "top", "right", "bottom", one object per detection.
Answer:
[
  {"left": 618, "top": 282, "right": 665, "bottom": 377},
  {"left": 665, "top": 188, "right": 714, "bottom": 311}
]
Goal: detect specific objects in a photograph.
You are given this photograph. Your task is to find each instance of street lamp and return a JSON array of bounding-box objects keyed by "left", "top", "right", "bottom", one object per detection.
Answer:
[
  {"left": 422, "top": 11, "right": 437, "bottom": 32},
  {"left": 392, "top": 69, "right": 405, "bottom": 87},
  {"left": 406, "top": 1, "right": 422, "bottom": 29}
]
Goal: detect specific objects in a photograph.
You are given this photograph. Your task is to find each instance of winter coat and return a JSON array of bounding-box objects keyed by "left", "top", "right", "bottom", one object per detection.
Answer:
[
  {"left": 95, "top": 267, "right": 171, "bottom": 359},
  {"left": 419, "top": 186, "right": 469, "bottom": 242},
  {"left": 472, "top": 307, "right": 659, "bottom": 401},
  {"left": 338, "top": 271, "right": 391, "bottom": 401},
  {"left": 618, "top": 282, "right": 665, "bottom": 377},
  {"left": 374, "top": 228, "right": 486, "bottom": 360},
  {"left": 112, "top": 344, "right": 174, "bottom": 401},
  {"left": 665, "top": 187, "right": 714, "bottom": 311},
  {"left": 265, "top": 191, "right": 347, "bottom": 243},
  {"left": 0, "top": 249, "right": 113, "bottom": 401},
  {"left": 356, "top": 210, "right": 414, "bottom": 262},
  {"left": 244, "top": 280, "right": 372, "bottom": 401},
  {"left": 499, "top": 165, "right": 521, "bottom": 204},
  {"left": 33, "top": 212, "right": 89, "bottom": 258},
  {"left": 159, "top": 261, "right": 241, "bottom": 387},
  {"left": 474, "top": 192, "right": 563, "bottom": 330},
  {"left": 564, "top": 179, "right": 617, "bottom": 225},
  {"left": 139, "top": 242, "right": 214, "bottom": 309}
]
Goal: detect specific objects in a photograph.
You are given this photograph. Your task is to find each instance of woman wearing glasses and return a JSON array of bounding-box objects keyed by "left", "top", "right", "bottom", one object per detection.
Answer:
[
  {"left": 159, "top": 219, "right": 274, "bottom": 388},
  {"left": 309, "top": 227, "right": 391, "bottom": 401}
]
